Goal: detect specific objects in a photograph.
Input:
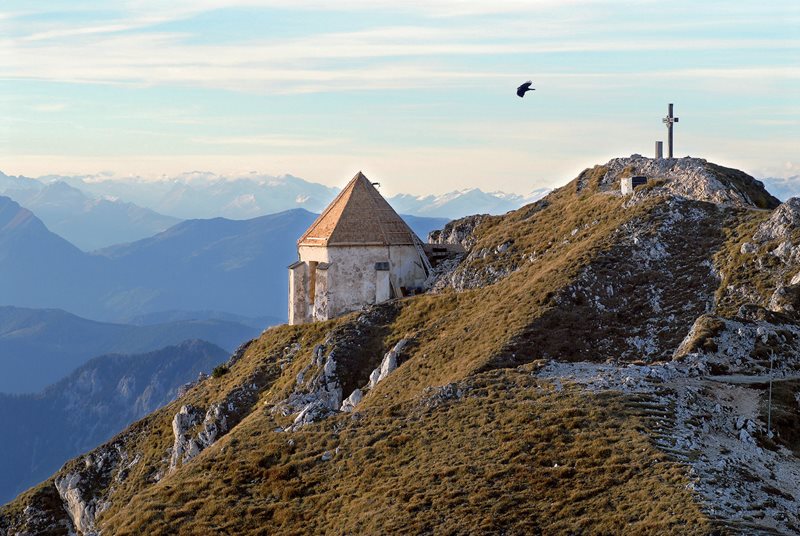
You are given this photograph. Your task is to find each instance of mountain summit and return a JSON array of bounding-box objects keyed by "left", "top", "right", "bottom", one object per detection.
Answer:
[{"left": 3, "top": 157, "right": 799, "bottom": 535}]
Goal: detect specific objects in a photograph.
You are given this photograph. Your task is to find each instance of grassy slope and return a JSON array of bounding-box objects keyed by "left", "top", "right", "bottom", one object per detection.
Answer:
[
  {"left": 3, "top": 163, "right": 779, "bottom": 535},
  {"left": 98, "top": 170, "right": 714, "bottom": 534},
  {"left": 105, "top": 368, "right": 709, "bottom": 535}
]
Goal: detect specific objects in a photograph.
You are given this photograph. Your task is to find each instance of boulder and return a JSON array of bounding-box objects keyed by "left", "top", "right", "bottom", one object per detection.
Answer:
[
  {"left": 753, "top": 198, "right": 800, "bottom": 243},
  {"left": 340, "top": 388, "right": 363, "bottom": 412},
  {"left": 368, "top": 339, "right": 408, "bottom": 390}
]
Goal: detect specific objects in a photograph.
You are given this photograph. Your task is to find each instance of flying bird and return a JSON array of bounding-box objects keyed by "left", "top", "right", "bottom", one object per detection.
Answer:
[{"left": 516, "top": 80, "right": 535, "bottom": 98}]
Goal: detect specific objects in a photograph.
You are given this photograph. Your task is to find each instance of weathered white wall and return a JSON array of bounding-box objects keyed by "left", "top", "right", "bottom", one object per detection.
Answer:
[
  {"left": 313, "top": 266, "right": 331, "bottom": 321},
  {"left": 621, "top": 176, "right": 633, "bottom": 195},
  {"left": 289, "top": 244, "right": 427, "bottom": 322},
  {"left": 376, "top": 269, "right": 390, "bottom": 303},
  {"left": 288, "top": 262, "right": 307, "bottom": 325}
]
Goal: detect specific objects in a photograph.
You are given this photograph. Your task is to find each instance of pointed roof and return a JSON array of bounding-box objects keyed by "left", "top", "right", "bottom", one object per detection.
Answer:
[{"left": 298, "top": 172, "right": 419, "bottom": 247}]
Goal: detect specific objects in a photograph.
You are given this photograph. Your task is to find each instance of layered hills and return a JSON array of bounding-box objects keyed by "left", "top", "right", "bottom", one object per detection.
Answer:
[
  {"left": 0, "top": 340, "right": 228, "bottom": 505},
  {"left": 0, "top": 306, "right": 259, "bottom": 394},
  {"left": 0, "top": 198, "right": 447, "bottom": 323},
  {"left": 4, "top": 181, "right": 180, "bottom": 251},
  {"left": 4, "top": 156, "right": 800, "bottom": 535}
]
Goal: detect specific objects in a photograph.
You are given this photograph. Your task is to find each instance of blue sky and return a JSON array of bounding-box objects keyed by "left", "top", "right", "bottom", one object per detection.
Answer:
[{"left": 0, "top": 1, "right": 798, "bottom": 195}]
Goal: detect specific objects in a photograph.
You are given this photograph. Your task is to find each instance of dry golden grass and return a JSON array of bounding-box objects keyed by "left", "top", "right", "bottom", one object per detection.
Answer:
[
  {"left": 102, "top": 368, "right": 711, "bottom": 536},
  {"left": 712, "top": 209, "right": 774, "bottom": 316},
  {"left": 363, "top": 183, "right": 660, "bottom": 406},
  {"left": 44, "top": 320, "right": 337, "bottom": 532}
]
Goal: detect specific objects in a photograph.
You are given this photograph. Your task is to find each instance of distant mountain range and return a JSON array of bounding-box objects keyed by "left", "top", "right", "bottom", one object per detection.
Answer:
[
  {"left": 388, "top": 188, "right": 550, "bottom": 218},
  {"left": 761, "top": 176, "right": 800, "bottom": 202},
  {"left": 2, "top": 180, "right": 180, "bottom": 251},
  {"left": 34, "top": 171, "right": 340, "bottom": 220},
  {"left": 0, "top": 196, "right": 447, "bottom": 324},
  {"left": 0, "top": 340, "right": 228, "bottom": 505},
  {"left": 1, "top": 170, "right": 551, "bottom": 236},
  {"left": 0, "top": 306, "right": 260, "bottom": 394}
]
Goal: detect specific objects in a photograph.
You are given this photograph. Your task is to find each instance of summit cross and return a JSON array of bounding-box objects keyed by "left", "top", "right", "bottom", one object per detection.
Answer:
[{"left": 662, "top": 103, "right": 679, "bottom": 158}]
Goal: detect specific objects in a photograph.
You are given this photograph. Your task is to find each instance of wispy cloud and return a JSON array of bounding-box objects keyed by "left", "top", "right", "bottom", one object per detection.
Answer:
[
  {"left": 191, "top": 135, "right": 349, "bottom": 147},
  {"left": 30, "top": 102, "right": 67, "bottom": 112},
  {"left": 2, "top": 23, "right": 798, "bottom": 94},
  {"left": 1, "top": 0, "right": 797, "bottom": 191}
]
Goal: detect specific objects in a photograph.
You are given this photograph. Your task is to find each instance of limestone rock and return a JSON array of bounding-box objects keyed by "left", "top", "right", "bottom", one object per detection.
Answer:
[
  {"left": 340, "top": 388, "right": 363, "bottom": 412},
  {"left": 289, "top": 401, "right": 333, "bottom": 431},
  {"left": 169, "top": 405, "right": 201, "bottom": 471},
  {"left": 598, "top": 155, "right": 778, "bottom": 209},
  {"left": 768, "top": 284, "right": 800, "bottom": 316},
  {"left": 273, "top": 342, "right": 344, "bottom": 430},
  {"left": 428, "top": 215, "right": 491, "bottom": 251},
  {"left": 740, "top": 242, "right": 757, "bottom": 254},
  {"left": 169, "top": 403, "right": 229, "bottom": 471},
  {"left": 55, "top": 473, "right": 102, "bottom": 536},
  {"left": 368, "top": 339, "right": 408, "bottom": 390},
  {"left": 754, "top": 198, "right": 800, "bottom": 243}
]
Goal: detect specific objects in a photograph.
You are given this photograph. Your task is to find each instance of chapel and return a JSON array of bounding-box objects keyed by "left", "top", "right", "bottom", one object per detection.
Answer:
[{"left": 288, "top": 172, "right": 429, "bottom": 324}]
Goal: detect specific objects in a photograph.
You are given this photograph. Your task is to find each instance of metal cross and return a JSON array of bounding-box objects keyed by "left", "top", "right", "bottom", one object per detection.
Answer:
[{"left": 662, "top": 103, "right": 679, "bottom": 158}]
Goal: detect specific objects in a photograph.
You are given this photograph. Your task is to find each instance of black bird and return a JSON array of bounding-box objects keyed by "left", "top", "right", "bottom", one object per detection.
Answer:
[{"left": 516, "top": 80, "right": 535, "bottom": 98}]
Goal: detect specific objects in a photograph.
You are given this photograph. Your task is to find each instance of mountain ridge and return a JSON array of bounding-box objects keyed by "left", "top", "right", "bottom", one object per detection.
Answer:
[
  {"left": 3, "top": 156, "right": 799, "bottom": 535},
  {"left": 3, "top": 181, "right": 180, "bottom": 251},
  {"left": 0, "top": 201, "right": 447, "bottom": 323},
  {"left": 0, "top": 305, "right": 260, "bottom": 394}
]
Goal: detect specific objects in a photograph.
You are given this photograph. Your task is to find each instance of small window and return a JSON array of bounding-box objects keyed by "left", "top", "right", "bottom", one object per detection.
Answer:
[{"left": 375, "top": 262, "right": 390, "bottom": 271}]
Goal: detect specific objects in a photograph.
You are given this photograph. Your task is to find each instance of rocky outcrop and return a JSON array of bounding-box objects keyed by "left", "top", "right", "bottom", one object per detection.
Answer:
[
  {"left": 753, "top": 198, "right": 800, "bottom": 243},
  {"left": 428, "top": 215, "right": 492, "bottom": 251},
  {"left": 271, "top": 306, "right": 403, "bottom": 428},
  {"left": 367, "top": 339, "right": 408, "bottom": 389},
  {"left": 51, "top": 444, "right": 128, "bottom": 536},
  {"left": 768, "top": 284, "right": 800, "bottom": 317},
  {"left": 274, "top": 342, "right": 344, "bottom": 431},
  {"left": 599, "top": 155, "right": 779, "bottom": 209},
  {"left": 0, "top": 485, "right": 76, "bottom": 536},
  {"left": 673, "top": 311, "right": 800, "bottom": 378},
  {"left": 340, "top": 388, "right": 362, "bottom": 412},
  {"left": 169, "top": 388, "right": 262, "bottom": 471},
  {"left": 169, "top": 405, "right": 202, "bottom": 471},
  {"left": 55, "top": 473, "right": 102, "bottom": 536}
]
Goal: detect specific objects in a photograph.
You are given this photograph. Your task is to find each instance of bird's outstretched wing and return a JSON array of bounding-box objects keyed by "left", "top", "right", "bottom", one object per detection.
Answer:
[{"left": 516, "top": 80, "right": 534, "bottom": 98}]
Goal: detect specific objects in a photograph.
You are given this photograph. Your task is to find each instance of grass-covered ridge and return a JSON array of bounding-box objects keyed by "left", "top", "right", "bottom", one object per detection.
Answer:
[{"left": 1, "top": 157, "right": 789, "bottom": 535}]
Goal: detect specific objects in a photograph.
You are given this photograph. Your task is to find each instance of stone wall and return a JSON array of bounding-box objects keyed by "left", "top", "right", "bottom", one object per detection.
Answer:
[{"left": 289, "top": 244, "right": 426, "bottom": 323}]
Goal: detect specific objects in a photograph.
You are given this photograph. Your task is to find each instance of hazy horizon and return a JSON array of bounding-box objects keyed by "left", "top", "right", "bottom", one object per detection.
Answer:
[{"left": 0, "top": 1, "right": 797, "bottom": 196}]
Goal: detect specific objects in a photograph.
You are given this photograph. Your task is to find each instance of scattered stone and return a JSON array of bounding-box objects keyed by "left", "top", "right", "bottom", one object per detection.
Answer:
[
  {"left": 421, "top": 382, "right": 464, "bottom": 408},
  {"left": 753, "top": 198, "right": 800, "bottom": 243},
  {"left": 740, "top": 242, "right": 757, "bottom": 254}
]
